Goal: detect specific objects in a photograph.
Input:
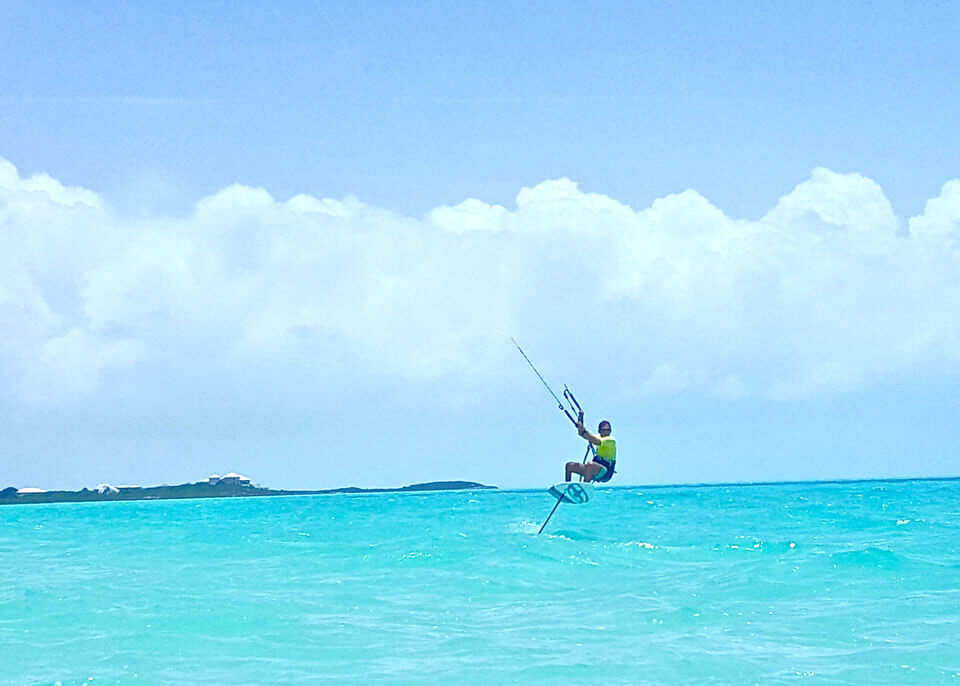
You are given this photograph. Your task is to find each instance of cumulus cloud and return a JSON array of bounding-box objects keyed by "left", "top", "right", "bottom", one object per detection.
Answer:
[
  {"left": 0, "top": 157, "right": 101, "bottom": 209},
  {"left": 16, "top": 328, "right": 145, "bottom": 405},
  {"left": 763, "top": 167, "right": 898, "bottom": 237},
  {"left": 427, "top": 198, "right": 509, "bottom": 233},
  {"left": 909, "top": 180, "right": 960, "bottom": 240},
  {"left": 2, "top": 155, "right": 960, "bottom": 408}
]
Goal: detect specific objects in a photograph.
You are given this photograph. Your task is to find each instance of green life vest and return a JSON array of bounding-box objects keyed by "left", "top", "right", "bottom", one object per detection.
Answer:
[{"left": 597, "top": 435, "right": 617, "bottom": 462}]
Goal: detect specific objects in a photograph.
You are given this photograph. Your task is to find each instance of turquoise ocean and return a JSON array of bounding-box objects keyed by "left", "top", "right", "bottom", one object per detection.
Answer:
[{"left": 2, "top": 479, "right": 960, "bottom": 684}]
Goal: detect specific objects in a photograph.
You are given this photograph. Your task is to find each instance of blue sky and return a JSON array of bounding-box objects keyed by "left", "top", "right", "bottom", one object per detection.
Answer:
[{"left": 2, "top": 2, "right": 959, "bottom": 490}]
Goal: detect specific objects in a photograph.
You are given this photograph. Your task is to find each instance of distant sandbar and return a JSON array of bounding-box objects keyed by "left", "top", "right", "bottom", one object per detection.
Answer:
[{"left": 0, "top": 480, "right": 496, "bottom": 506}]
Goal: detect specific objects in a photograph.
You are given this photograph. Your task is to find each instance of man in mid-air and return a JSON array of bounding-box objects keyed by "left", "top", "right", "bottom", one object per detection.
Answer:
[{"left": 565, "top": 419, "right": 616, "bottom": 483}]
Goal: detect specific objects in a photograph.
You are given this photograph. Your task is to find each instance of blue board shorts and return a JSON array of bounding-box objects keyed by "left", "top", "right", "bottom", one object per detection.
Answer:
[{"left": 592, "top": 457, "right": 615, "bottom": 483}]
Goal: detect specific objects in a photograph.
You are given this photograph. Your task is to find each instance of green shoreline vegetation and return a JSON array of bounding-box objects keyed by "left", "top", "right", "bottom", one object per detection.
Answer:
[{"left": 0, "top": 480, "right": 496, "bottom": 506}]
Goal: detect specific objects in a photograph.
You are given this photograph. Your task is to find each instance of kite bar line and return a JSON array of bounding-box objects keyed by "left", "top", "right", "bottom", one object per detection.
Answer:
[
  {"left": 510, "top": 338, "right": 579, "bottom": 426},
  {"left": 565, "top": 385, "right": 596, "bottom": 462}
]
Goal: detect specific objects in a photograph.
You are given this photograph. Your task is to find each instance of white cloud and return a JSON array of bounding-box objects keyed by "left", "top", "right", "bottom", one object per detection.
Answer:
[
  {"left": 909, "top": 179, "right": 960, "bottom": 240},
  {"left": 2, "top": 155, "right": 960, "bottom": 407},
  {"left": 427, "top": 198, "right": 509, "bottom": 233},
  {"left": 769, "top": 361, "right": 865, "bottom": 401},
  {"left": 640, "top": 363, "right": 700, "bottom": 395},
  {"left": 16, "top": 328, "right": 145, "bottom": 406},
  {"left": 762, "top": 167, "right": 898, "bottom": 237},
  {"left": 0, "top": 157, "right": 101, "bottom": 209}
]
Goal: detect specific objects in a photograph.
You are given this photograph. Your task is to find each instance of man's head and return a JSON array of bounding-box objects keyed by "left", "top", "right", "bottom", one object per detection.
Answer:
[{"left": 598, "top": 420, "right": 611, "bottom": 436}]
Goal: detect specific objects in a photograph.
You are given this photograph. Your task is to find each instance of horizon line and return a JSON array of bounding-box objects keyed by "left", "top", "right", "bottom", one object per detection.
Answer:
[{"left": 583, "top": 474, "right": 960, "bottom": 491}]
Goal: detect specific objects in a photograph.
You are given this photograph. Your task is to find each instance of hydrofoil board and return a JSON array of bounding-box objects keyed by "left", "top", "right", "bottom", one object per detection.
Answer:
[{"left": 548, "top": 482, "right": 594, "bottom": 504}]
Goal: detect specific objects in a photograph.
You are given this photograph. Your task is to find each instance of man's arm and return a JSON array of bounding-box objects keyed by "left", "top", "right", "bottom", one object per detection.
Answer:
[{"left": 575, "top": 421, "right": 601, "bottom": 446}]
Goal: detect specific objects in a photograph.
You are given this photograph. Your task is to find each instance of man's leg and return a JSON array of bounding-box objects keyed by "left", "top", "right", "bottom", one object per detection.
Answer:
[
  {"left": 581, "top": 462, "right": 602, "bottom": 483},
  {"left": 566, "top": 461, "right": 602, "bottom": 482}
]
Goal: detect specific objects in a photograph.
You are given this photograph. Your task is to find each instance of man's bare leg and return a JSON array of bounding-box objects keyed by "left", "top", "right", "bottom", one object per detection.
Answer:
[{"left": 566, "top": 461, "right": 602, "bottom": 482}]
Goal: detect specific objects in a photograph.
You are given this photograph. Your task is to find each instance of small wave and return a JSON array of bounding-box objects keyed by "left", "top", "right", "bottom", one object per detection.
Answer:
[
  {"left": 506, "top": 521, "right": 542, "bottom": 535},
  {"left": 830, "top": 547, "right": 901, "bottom": 570},
  {"left": 619, "top": 541, "right": 658, "bottom": 550},
  {"left": 507, "top": 521, "right": 594, "bottom": 540},
  {"left": 715, "top": 540, "right": 799, "bottom": 554}
]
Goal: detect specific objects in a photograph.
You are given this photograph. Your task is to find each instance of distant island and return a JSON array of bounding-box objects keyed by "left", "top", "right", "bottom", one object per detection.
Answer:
[{"left": 0, "top": 477, "right": 496, "bottom": 507}]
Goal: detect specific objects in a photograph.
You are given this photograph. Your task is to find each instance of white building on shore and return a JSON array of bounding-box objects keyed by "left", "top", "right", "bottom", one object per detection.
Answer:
[
  {"left": 208, "top": 472, "right": 251, "bottom": 486},
  {"left": 16, "top": 487, "right": 46, "bottom": 495}
]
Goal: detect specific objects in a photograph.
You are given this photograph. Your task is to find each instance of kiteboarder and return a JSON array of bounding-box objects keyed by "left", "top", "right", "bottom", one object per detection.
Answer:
[{"left": 566, "top": 420, "right": 616, "bottom": 483}]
